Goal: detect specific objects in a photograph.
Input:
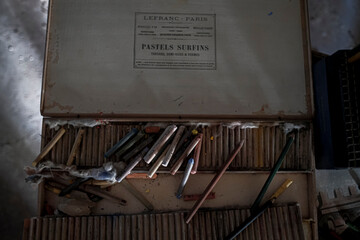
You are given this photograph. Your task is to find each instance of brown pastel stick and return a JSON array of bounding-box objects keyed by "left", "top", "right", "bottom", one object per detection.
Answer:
[
  {"left": 191, "top": 133, "right": 203, "bottom": 174},
  {"left": 185, "top": 140, "right": 245, "bottom": 224},
  {"left": 170, "top": 135, "right": 201, "bottom": 175},
  {"left": 66, "top": 129, "right": 85, "bottom": 166},
  {"left": 145, "top": 126, "right": 161, "bottom": 134},
  {"left": 32, "top": 128, "right": 66, "bottom": 167},
  {"left": 183, "top": 192, "right": 215, "bottom": 201}
]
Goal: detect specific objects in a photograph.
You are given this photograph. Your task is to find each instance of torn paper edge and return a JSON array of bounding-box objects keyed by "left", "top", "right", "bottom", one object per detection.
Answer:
[{"left": 44, "top": 119, "right": 108, "bottom": 129}]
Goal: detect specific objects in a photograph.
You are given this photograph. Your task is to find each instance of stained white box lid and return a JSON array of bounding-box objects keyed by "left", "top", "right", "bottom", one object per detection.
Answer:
[{"left": 41, "top": 0, "right": 312, "bottom": 120}]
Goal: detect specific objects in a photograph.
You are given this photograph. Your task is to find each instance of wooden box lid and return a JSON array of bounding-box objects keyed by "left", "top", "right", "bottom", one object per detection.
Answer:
[{"left": 41, "top": 0, "right": 311, "bottom": 120}]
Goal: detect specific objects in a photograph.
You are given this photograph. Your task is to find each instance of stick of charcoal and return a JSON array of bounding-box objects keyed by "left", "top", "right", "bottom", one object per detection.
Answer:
[
  {"left": 59, "top": 178, "right": 90, "bottom": 196},
  {"left": 116, "top": 147, "right": 149, "bottom": 183},
  {"left": 167, "top": 133, "right": 194, "bottom": 170},
  {"left": 32, "top": 128, "right": 66, "bottom": 167},
  {"left": 185, "top": 140, "right": 245, "bottom": 224},
  {"left": 122, "top": 135, "right": 154, "bottom": 161},
  {"left": 104, "top": 128, "right": 139, "bottom": 158},
  {"left": 143, "top": 125, "right": 177, "bottom": 164},
  {"left": 174, "top": 128, "right": 192, "bottom": 153},
  {"left": 115, "top": 131, "right": 145, "bottom": 158}
]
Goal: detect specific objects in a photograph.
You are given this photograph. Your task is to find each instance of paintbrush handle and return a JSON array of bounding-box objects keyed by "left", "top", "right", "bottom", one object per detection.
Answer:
[
  {"left": 185, "top": 140, "right": 245, "bottom": 224},
  {"left": 250, "top": 135, "right": 295, "bottom": 213}
]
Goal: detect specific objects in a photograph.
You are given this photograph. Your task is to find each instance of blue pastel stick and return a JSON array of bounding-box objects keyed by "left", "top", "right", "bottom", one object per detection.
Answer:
[{"left": 176, "top": 158, "right": 194, "bottom": 199}]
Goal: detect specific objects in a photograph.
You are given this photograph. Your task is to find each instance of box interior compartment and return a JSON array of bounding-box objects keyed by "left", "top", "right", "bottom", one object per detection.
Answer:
[{"left": 41, "top": 120, "right": 313, "bottom": 171}]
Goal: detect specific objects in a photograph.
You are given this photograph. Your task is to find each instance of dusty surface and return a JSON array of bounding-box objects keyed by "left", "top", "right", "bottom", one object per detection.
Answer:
[{"left": 0, "top": 0, "right": 46, "bottom": 239}]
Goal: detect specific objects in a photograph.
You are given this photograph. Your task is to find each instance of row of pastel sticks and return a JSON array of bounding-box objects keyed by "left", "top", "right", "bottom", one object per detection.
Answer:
[
  {"left": 23, "top": 204, "right": 304, "bottom": 240},
  {"left": 41, "top": 122, "right": 312, "bottom": 170}
]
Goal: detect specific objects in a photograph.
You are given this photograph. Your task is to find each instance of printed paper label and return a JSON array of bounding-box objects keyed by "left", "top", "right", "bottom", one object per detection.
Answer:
[{"left": 134, "top": 13, "right": 216, "bottom": 70}]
